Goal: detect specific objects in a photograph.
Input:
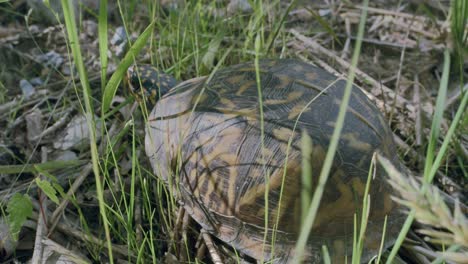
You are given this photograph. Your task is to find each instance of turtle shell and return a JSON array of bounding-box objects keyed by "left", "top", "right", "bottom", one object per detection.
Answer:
[{"left": 144, "top": 59, "right": 403, "bottom": 263}]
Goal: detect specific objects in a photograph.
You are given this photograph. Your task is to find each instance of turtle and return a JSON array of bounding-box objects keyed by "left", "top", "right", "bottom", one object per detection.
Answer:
[{"left": 127, "top": 59, "right": 405, "bottom": 263}]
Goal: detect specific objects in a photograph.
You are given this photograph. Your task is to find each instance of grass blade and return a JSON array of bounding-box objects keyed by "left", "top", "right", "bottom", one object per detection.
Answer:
[
  {"left": 300, "top": 131, "right": 312, "bottom": 226},
  {"left": 60, "top": 0, "right": 114, "bottom": 262},
  {"left": 102, "top": 21, "right": 155, "bottom": 114},
  {"left": 98, "top": 0, "right": 108, "bottom": 91},
  {"left": 385, "top": 49, "right": 462, "bottom": 263},
  {"left": 292, "top": 0, "right": 369, "bottom": 262},
  {"left": 423, "top": 50, "right": 450, "bottom": 181}
]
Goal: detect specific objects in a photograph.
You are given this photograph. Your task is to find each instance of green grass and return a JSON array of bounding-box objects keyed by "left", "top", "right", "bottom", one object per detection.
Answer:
[
  {"left": 293, "top": 0, "right": 369, "bottom": 262},
  {"left": 60, "top": 0, "right": 114, "bottom": 262},
  {"left": 2, "top": 0, "right": 466, "bottom": 263},
  {"left": 384, "top": 49, "right": 456, "bottom": 264},
  {"left": 451, "top": 0, "right": 468, "bottom": 82}
]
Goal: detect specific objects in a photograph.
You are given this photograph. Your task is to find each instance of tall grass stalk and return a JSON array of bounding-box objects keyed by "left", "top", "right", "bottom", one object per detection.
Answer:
[
  {"left": 423, "top": 50, "right": 450, "bottom": 182},
  {"left": 98, "top": 0, "right": 108, "bottom": 91},
  {"left": 266, "top": 0, "right": 297, "bottom": 52},
  {"left": 375, "top": 216, "right": 388, "bottom": 264},
  {"left": 253, "top": 33, "right": 271, "bottom": 263},
  {"left": 101, "top": 22, "right": 155, "bottom": 114},
  {"left": 451, "top": 0, "right": 468, "bottom": 82},
  {"left": 59, "top": 0, "right": 113, "bottom": 262},
  {"left": 352, "top": 155, "right": 375, "bottom": 264},
  {"left": 292, "top": 0, "right": 369, "bottom": 262},
  {"left": 300, "top": 131, "right": 312, "bottom": 226},
  {"left": 385, "top": 49, "right": 452, "bottom": 264}
]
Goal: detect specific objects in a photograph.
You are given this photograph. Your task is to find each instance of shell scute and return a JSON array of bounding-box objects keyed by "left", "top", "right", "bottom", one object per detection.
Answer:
[{"left": 144, "top": 59, "right": 403, "bottom": 263}]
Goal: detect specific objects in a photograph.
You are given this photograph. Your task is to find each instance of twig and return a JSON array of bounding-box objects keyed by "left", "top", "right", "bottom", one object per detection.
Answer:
[
  {"left": 49, "top": 163, "right": 93, "bottom": 235},
  {"left": 42, "top": 238, "right": 90, "bottom": 264},
  {"left": 352, "top": 5, "right": 446, "bottom": 24},
  {"left": 195, "top": 232, "right": 207, "bottom": 260},
  {"left": 30, "top": 108, "right": 73, "bottom": 142},
  {"left": 413, "top": 75, "right": 422, "bottom": 146},
  {"left": 55, "top": 220, "right": 130, "bottom": 257},
  {"left": 201, "top": 230, "right": 223, "bottom": 264},
  {"left": 31, "top": 147, "right": 48, "bottom": 264},
  {"left": 388, "top": 25, "right": 411, "bottom": 126}
]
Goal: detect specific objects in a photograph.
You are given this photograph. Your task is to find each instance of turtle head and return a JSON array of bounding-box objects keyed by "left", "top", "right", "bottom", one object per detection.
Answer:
[{"left": 127, "top": 64, "right": 177, "bottom": 105}]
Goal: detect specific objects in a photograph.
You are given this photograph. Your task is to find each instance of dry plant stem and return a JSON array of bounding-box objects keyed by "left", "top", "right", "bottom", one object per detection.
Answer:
[
  {"left": 2, "top": 98, "right": 43, "bottom": 128},
  {"left": 342, "top": 17, "right": 351, "bottom": 59},
  {"left": 28, "top": 203, "right": 128, "bottom": 259},
  {"left": 0, "top": 98, "right": 20, "bottom": 115},
  {"left": 179, "top": 210, "right": 191, "bottom": 261},
  {"left": 297, "top": 54, "right": 342, "bottom": 77},
  {"left": 413, "top": 75, "right": 422, "bottom": 146},
  {"left": 30, "top": 108, "right": 73, "bottom": 142},
  {"left": 31, "top": 147, "right": 48, "bottom": 264},
  {"left": 42, "top": 238, "right": 90, "bottom": 263},
  {"left": 135, "top": 189, "right": 142, "bottom": 243},
  {"left": 168, "top": 207, "right": 185, "bottom": 256},
  {"left": 49, "top": 163, "right": 93, "bottom": 234},
  {"left": 201, "top": 230, "right": 223, "bottom": 264},
  {"left": 195, "top": 232, "right": 207, "bottom": 260},
  {"left": 392, "top": 20, "right": 440, "bottom": 39},
  {"left": 352, "top": 5, "right": 447, "bottom": 24},
  {"left": 54, "top": 220, "right": 130, "bottom": 257},
  {"left": 388, "top": 26, "right": 410, "bottom": 126},
  {"left": 0, "top": 24, "right": 63, "bottom": 45},
  {"left": 343, "top": 34, "right": 416, "bottom": 49}
]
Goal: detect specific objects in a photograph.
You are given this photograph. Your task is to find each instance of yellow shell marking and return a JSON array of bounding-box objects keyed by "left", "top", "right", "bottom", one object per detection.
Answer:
[
  {"left": 341, "top": 133, "right": 372, "bottom": 152},
  {"left": 304, "top": 71, "right": 318, "bottom": 81},
  {"left": 189, "top": 125, "right": 243, "bottom": 215},
  {"left": 272, "top": 127, "right": 295, "bottom": 142},
  {"left": 236, "top": 80, "right": 257, "bottom": 96},
  {"left": 255, "top": 147, "right": 276, "bottom": 165},
  {"left": 288, "top": 100, "right": 309, "bottom": 120},
  {"left": 312, "top": 170, "right": 355, "bottom": 228},
  {"left": 219, "top": 98, "right": 237, "bottom": 109},
  {"left": 237, "top": 158, "right": 302, "bottom": 231},
  {"left": 264, "top": 90, "right": 304, "bottom": 105}
]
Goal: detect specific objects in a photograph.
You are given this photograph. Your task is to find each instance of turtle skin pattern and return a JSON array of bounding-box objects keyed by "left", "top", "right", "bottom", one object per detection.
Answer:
[{"left": 141, "top": 59, "right": 404, "bottom": 263}]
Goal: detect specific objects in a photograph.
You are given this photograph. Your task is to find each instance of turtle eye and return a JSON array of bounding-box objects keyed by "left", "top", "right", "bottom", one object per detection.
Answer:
[
  {"left": 127, "top": 64, "right": 177, "bottom": 103},
  {"left": 127, "top": 65, "right": 155, "bottom": 97}
]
